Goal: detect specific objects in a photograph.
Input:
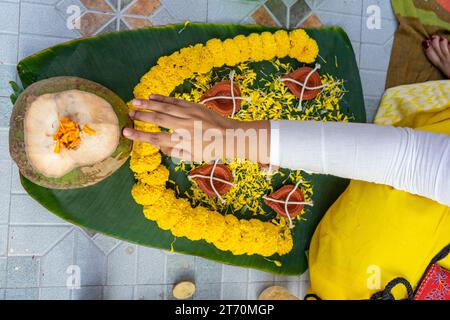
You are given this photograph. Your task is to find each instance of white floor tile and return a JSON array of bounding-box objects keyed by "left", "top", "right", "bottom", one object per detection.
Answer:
[
  {"left": 106, "top": 243, "right": 137, "bottom": 285},
  {"left": 0, "top": 34, "right": 18, "bottom": 64},
  {"left": 207, "top": 0, "right": 260, "bottom": 23},
  {"left": 0, "top": 1, "right": 19, "bottom": 34},
  {"left": 20, "top": 2, "right": 79, "bottom": 38}
]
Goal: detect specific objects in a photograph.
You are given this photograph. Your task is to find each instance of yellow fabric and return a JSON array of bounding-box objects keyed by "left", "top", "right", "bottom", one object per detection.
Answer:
[{"left": 309, "top": 80, "right": 450, "bottom": 300}]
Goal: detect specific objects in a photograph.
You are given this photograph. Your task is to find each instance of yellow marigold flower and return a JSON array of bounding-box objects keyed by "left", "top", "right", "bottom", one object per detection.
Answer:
[
  {"left": 203, "top": 211, "right": 226, "bottom": 243},
  {"left": 156, "top": 55, "right": 172, "bottom": 69},
  {"left": 180, "top": 44, "right": 204, "bottom": 73},
  {"left": 215, "top": 227, "right": 241, "bottom": 252},
  {"left": 146, "top": 190, "right": 182, "bottom": 230},
  {"left": 247, "top": 33, "right": 264, "bottom": 62},
  {"left": 149, "top": 63, "right": 186, "bottom": 94},
  {"left": 158, "top": 74, "right": 185, "bottom": 93},
  {"left": 176, "top": 66, "right": 194, "bottom": 81},
  {"left": 157, "top": 208, "right": 183, "bottom": 231},
  {"left": 233, "top": 34, "right": 251, "bottom": 62},
  {"left": 130, "top": 152, "right": 161, "bottom": 174},
  {"left": 277, "top": 229, "right": 294, "bottom": 255},
  {"left": 289, "top": 29, "right": 309, "bottom": 46},
  {"left": 222, "top": 38, "right": 241, "bottom": 66},
  {"left": 171, "top": 214, "right": 193, "bottom": 238},
  {"left": 206, "top": 38, "right": 225, "bottom": 67},
  {"left": 143, "top": 189, "right": 176, "bottom": 220},
  {"left": 244, "top": 219, "right": 267, "bottom": 255},
  {"left": 142, "top": 65, "right": 164, "bottom": 81},
  {"left": 261, "top": 32, "right": 277, "bottom": 61},
  {"left": 131, "top": 183, "right": 165, "bottom": 206},
  {"left": 299, "top": 37, "right": 319, "bottom": 63},
  {"left": 214, "top": 215, "right": 241, "bottom": 251},
  {"left": 134, "top": 120, "right": 160, "bottom": 133},
  {"left": 133, "top": 83, "right": 151, "bottom": 100},
  {"left": 198, "top": 46, "right": 215, "bottom": 74},
  {"left": 166, "top": 51, "right": 183, "bottom": 67},
  {"left": 273, "top": 30, "right": 290, "bottom": 58},
  {"left": 174, "top": 207, "right": 207, "bottom": 240},
  {"left": 143, "top": 66, "right": 171, "bottom": 90},
  {"left": 143, "top": 205, "right": 163, "bottom": 221},
  {"left": 289, "top": 29, "right": 310, "bottom": 59},
  {"left": 135, "top": 165, "right": 169, "bottom": 186},
  {"left": 132, "top": 142, "right": 159, "bottom": 157},
  {"left": 171, "top": 198, "right": 198, "bottom": 237}
]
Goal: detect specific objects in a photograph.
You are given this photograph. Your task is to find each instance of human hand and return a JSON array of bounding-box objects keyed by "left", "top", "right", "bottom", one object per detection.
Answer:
[{"left": 123, "top": 95, "right": 270, "bottom": 164}]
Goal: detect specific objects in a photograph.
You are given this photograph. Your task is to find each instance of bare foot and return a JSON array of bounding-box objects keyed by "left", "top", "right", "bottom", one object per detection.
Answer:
[{"left": 423, "top": 35, "right": 450, "bottom": 78}]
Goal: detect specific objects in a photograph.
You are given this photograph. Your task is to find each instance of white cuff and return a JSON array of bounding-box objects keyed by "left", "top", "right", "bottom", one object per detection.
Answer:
[{"left": 270, "top": 121, "right": 280, "bottom": 166}]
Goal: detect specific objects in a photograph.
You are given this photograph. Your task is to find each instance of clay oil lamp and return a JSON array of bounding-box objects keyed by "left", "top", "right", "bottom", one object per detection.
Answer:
[
  {"left": 282, "top": 67, "right": 323, "bottom": 101},
  {"left": 188, "top": 163, "right": 234, "bottom": 197},
  {"left": 263, "top": 185, "right": 306, "bottom": 219},
  {"left": 200, "top": 81, "right": 243, "bottom": 117}
]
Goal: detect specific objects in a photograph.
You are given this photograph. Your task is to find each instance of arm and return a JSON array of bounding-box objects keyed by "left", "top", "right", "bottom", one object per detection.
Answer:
[
  {"left": 123, "top": 95, "right": 450, "bottom": 207},
  {"left": 270, "top": 120, "right": 450, "bottom": 206}
]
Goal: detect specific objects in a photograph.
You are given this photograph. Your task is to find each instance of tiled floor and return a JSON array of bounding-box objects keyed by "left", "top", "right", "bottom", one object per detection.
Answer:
[{"left": 0, "top": 0, "right": 397, "bottom": 300}]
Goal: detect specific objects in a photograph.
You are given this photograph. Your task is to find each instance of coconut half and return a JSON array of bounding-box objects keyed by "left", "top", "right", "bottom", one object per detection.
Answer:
[{"left": 10, "top": 77, "right": 133, "bottom": 189}]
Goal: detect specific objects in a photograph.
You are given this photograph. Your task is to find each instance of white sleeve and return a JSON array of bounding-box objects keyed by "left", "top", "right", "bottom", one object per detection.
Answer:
[{"left": 270, "top": 120, "right": 450, "bottom": 207}]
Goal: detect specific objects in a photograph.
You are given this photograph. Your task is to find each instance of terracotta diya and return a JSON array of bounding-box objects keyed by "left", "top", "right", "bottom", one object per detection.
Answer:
[
  {"left": 282, "top": 67, "right": 322, "bottom": 100},
  {"left": 200, "top": 81, "right": 242, "bottom": 117},
  {"left": 264, "top": 185, "right": 306, "bottom": 218},
  {"left": 189, "top": 163, "right": 233, "bottom": 197}
]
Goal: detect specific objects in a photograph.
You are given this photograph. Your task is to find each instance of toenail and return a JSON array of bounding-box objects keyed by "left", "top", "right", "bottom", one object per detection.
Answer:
[
  {"left": 440, "top": 37, "right": 447, "bottom": 42},
  {"left": 422, "top": 40, "right": 430, "bottom": 49}
]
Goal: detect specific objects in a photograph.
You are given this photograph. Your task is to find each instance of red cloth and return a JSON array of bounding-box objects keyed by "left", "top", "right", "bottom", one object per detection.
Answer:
[{"left": 414, "top": 264, "right": 450, "bottom": 300}]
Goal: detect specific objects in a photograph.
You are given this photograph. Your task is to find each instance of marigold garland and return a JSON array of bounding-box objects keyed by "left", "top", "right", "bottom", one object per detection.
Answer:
[
  {"left": 130, "top": 30, "right": 322, "bottom": 257},
  {"left": 133, "top": 30, "right": 319, "bottom": 99}
]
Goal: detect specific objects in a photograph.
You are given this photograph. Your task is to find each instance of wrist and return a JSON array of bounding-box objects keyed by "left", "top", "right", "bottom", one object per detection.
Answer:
[{"left": 226, "top": 120, "right": 270, "bottom": 163}]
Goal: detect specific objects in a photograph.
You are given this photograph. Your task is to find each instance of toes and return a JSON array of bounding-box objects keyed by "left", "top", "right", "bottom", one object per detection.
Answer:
[
  {"left": 431, "top": 35, "right": 445, "bottom": 59},
  {"left": 425, "top": 40, "right": 442, "bottom": 66},
  {"left": 439, "top": 36, "right": 450, "bottom": 57}
]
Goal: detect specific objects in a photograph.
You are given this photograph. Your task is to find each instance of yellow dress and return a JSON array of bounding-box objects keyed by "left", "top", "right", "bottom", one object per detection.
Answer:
[{"left": 308, "top": 80, "right": 450, "bottom": 300}]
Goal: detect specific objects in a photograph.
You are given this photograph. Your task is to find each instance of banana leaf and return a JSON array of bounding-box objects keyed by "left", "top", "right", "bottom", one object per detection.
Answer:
[{"left": 14, "top": 23, "right": 365, "bottom": 275}]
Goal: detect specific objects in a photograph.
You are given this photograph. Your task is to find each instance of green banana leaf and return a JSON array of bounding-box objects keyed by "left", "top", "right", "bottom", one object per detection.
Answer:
[{"left": 15, "top": 23, "right": 365, "bottom": 275}]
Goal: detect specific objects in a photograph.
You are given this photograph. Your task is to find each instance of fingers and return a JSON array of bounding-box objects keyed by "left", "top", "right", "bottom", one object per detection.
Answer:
[
  {"left": 132, "top": 94, "right": 202, "bottom": 119},
  {"left": 132, "top": 99, "right": 192, "bottom": 119},
  {"left": 150, "top": 94, "right": 197, "bottom": 108},
  {"left": 122, "top": 128, "right": 195, "bottom": 161},
  {"left": 122, "top": 129, "right": 172, "bottom": 149},
  {"left": 129, "top": 110, "right": 187, "bottom": 130}
]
